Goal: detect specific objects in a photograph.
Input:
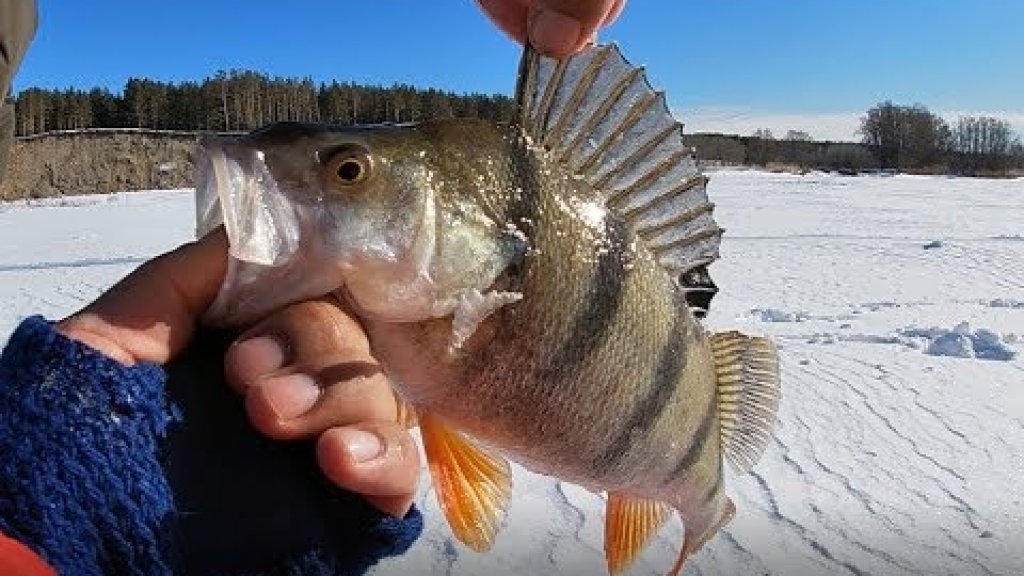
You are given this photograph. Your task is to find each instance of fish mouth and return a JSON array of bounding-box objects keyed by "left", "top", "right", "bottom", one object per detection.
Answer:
[
  {"left": 195, "top": 137, "right": 300, "bottom": 266},
  {"left": 195, "top": 137, "right": 338, "bottom": 326}
]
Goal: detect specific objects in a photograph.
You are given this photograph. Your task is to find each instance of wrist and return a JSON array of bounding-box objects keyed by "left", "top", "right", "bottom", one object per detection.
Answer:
[{"left": 56, "top": 314, "right": 136, "bottom": 366}]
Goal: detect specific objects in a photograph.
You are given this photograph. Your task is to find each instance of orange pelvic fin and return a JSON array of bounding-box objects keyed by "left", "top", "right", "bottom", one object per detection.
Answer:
[
  {"left": 604, "top": 492, "right": 672, "bottom": 574},
  {"left": 419, "top": 413, "right": 513, "bottom": 552}
]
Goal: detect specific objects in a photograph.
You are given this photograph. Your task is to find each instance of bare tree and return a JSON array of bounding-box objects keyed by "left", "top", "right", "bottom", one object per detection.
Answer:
[
  {"left": 860, "top": 101, "right": 948, "bottom": 171},
  {"left": 748, "top": 128, "right": 774, "bottom": 166},
  {"left": 951, "top": 116, "right": 1020, "bottom": 174}
]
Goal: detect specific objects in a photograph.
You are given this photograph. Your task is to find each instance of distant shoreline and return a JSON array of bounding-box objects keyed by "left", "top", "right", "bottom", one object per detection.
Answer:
[{"left": 2, "top": 128, "right": 1020, "bottom": 201}]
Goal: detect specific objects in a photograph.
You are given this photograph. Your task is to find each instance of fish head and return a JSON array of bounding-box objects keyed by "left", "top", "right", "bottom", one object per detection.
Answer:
[{"left": 196, "top": 121, "right": 442, "bottom": 325}]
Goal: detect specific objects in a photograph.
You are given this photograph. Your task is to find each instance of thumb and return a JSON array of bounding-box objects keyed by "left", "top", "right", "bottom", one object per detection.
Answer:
[
  {"left": 57, "top": 229, "right": 228, "bottom": 365},
  {"left": 528, "top": 0, "right": 624, "bottom": 57}
]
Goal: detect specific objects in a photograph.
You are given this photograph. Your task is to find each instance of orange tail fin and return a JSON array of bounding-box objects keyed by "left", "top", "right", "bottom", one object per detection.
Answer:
[{"left": 667, "top": 498, "right": 736, "bottom": 576}]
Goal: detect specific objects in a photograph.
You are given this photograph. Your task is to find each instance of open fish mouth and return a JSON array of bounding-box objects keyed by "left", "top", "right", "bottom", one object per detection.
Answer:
[
  {"left": 195, "top": 137, "right": 300, "bottom": 267},
  {"left": 195, "top": 136, "right": 339, "bottom": 326}
]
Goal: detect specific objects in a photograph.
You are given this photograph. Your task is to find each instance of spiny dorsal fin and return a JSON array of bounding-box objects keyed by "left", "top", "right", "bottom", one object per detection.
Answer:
[
  {"left": 604, "top": 493, "right": 672, "bottom": 574},
  {"left": 514, "top": 44, "right": 723, "bottom": 317},
  {"left": 710, "top": 331, "right": 781, "bottom": 473}
]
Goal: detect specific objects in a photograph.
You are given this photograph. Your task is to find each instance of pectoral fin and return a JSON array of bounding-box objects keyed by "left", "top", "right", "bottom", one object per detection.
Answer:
[
  {"left": 419, "top": 413, "right": 513, "bottom": 552},
  {"left": 449, "top": 289, "right": 523, "bottom": 352},
  {"left": 604, "top": 492, "right": 672, "bottom": 574}
]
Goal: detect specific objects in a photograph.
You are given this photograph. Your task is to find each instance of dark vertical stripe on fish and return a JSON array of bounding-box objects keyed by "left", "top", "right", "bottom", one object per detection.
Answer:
[
  {"left": 545, "top": 216, "right": 630, "bottom": 376},
  {"left": 503, "top": 128, "right": 630, "bottom": 374},
  {"left": 593, "top": 309, "right": 686, "bottom": 471},
  {"left": 667, "top": 382, "right": 718, "bottom": 480},
  {"left": 700, "top": 467, "right": 724, "bottom": 503}
]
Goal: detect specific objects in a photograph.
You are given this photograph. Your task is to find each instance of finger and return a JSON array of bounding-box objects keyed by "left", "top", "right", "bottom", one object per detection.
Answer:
[
  {"left": 476, "top": 0, "right": 531, "bottom": 44},
  {"left": 57, "top": 229, "right": 228, "bottom": 365},
  {"left": 528, "top": 0, "right": 622, "bottom": 57},
  {"left": 602, "top": 0, "right": 626, "bottom": 26},
  {"left": 224, "top": 296, "right": 371, "bottom": 394},
  {"left": 225, "top": 298, "right": 401, "bottom": 441},
  {"left": 317, "top": 421, "right": 421, "bottom": 518}
]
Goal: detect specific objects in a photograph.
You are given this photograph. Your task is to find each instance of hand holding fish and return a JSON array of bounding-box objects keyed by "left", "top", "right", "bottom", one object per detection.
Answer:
[
  {"left": 56, "top": 229, "right": 421, "bottom": 518},
  {"left": 224, "top": 295, "right": 421, "bottom": 518},
  {"left": 477, "top": 0, "right": 625, "bottom": 57}
]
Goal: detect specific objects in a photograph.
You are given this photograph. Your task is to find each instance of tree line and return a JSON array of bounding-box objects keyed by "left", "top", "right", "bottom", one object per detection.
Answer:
[
  {"left": 685, "top": 132, "right": 880, "bottom": 175},
  {"left": 859, "top": 101, "right": 1023, "bottom": 175},
  {"left": 13, "top": 70, "right": 515, "bottom": 136},
  {"left": 14, "top": 73, "right": 1022, "bottom": 177},
  {"left": 687, "top": 102, "right": 1022, "bottom": 177}
]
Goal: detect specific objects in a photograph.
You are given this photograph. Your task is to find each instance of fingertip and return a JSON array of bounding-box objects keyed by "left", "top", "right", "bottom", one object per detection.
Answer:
[
  {"left": 316, "top": 424, "right": 420, "bottom": 508},
  {"left": 528, "top": 6, "right": 582, "bottom": 58},
  {"left": 477, "top": 0, "right": 531, "bottom": 44},
  {"left": 527, "top": 0, "right": 624, "bottom": 57},
  {"left": 225, "top": 334, "right": 288, "bottom": 393},
  {"left": 603, "top": 0, "right": 626, "bottom": 26},
  {"left": 243, "top": 373, "right": 322, "bottom": 439},
  {"left": 365, "top": 494, "right": 416, "bottom": 520}
]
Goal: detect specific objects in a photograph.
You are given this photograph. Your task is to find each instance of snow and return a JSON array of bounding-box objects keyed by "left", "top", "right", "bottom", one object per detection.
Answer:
[
  {"left": 748, "top": 308, "right": 810, "bottom": 323},
  {"left": 2, "top": 170, "right": 1022, "bottom": 575},
  {"left": 898, "top": 323, "right": 1017, "bottom": 361},
  {"left": 989, "top": 298, "right": 1024, "bottom": 309}
]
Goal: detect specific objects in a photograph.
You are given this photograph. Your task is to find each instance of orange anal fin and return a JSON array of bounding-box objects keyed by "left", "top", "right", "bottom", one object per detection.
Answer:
[
  {"left": 604, "top": 492, "right": 672, "bottom": 575},
  {"left": 420, "top": 413, "right": 512, "bottom": 552},
  {"left": 0, "top": 533, "right": 57, "bottom": 576}
]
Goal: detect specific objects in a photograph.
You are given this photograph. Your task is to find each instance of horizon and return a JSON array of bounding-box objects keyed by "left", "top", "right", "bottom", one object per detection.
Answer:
[{"left": 12, "top": 1, "right": 1024, "bottom": 142}]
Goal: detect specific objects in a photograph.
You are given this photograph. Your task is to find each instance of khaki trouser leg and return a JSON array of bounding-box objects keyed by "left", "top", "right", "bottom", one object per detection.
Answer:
[{"left": 0, "top": 0, "right": 39, "bottom": 184}]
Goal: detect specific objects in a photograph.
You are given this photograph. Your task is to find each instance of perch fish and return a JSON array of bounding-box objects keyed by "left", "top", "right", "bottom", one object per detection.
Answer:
[{"left": 195, "top": 44, "right": 782, "bottom": 575}]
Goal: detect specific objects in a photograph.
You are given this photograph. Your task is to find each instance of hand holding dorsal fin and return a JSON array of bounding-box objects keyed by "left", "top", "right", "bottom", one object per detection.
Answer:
[
  {"left": 604, "top": 493, "right": 672, "bottom": 574},
  {"left": 710, "top": 331, "right": 782, "bottom": 472},
  {"left": 419, "top": 413, "right": 513, "bottom": 552},
  {"left": 514, "top": 44, "right": 723, "bottom": 317}
]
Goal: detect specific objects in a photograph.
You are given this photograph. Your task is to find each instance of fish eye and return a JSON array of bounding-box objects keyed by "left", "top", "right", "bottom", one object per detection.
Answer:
[
  {"left": 323, "top": 145, "right": 372, "bottom": 186},
  {"left": 336, "top": 158, "right": 365, "bottom": 183}
]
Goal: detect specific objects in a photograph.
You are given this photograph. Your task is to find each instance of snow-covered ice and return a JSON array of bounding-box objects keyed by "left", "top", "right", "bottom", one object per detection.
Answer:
[{"left": 1, "top": 170, "right": 1022, "bottom": 575}]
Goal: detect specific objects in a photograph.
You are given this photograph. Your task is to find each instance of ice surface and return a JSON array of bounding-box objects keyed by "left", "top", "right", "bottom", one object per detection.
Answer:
[{"left": 2, "top": 170, "right": 1022, "bottom": 575}]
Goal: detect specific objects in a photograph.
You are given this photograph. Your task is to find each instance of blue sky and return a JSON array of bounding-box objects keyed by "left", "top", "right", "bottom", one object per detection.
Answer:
[{"left": 13, "top": 1, "right": 1024, "bottom": 141}]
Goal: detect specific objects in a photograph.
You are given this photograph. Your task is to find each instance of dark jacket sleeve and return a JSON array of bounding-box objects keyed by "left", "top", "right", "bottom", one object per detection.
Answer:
[{"left": 0, "top": 316, "right": 422, "bottom": 576}]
